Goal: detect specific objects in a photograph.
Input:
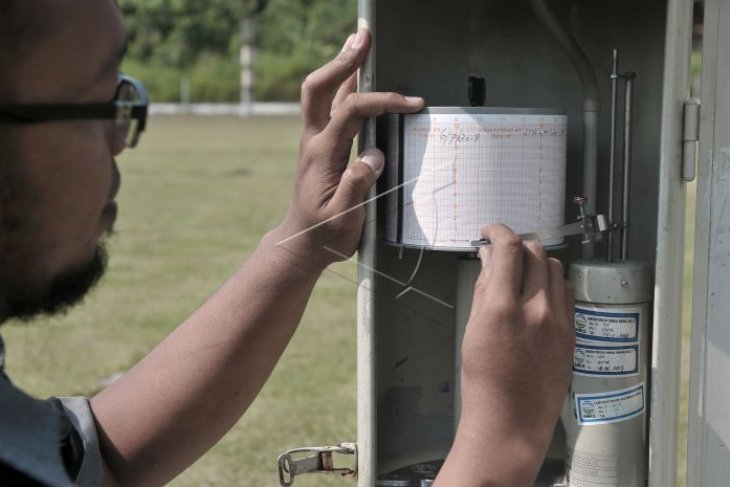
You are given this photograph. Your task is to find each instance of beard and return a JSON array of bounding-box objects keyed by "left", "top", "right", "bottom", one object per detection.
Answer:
[{"left": 2, "top": 243, "right": 108, "bottom": 322}]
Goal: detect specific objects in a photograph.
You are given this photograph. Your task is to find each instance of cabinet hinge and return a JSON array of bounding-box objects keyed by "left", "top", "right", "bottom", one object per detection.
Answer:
[{"left": 682, "top": 99, "right": 701, "bottom": 182}]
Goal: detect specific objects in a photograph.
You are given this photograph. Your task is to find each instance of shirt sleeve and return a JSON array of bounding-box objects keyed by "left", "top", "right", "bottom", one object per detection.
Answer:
[{"left": 52, "top": 396, "right": 103, "bottom": 487}]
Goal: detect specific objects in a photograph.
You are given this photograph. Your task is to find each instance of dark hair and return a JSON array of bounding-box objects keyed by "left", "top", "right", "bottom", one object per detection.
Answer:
[{"left": 1, "top": 243, "right": 109, "bottom": 322}]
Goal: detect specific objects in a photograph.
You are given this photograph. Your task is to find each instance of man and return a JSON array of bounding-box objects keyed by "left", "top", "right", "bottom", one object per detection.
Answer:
[{"left": 0, "top": 1, "right": 575, "bottom": 486}]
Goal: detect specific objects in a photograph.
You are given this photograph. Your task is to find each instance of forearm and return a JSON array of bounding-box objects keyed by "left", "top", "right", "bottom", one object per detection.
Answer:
[
  {"left": 434, "top": 411, "right": 551, "bottom": 487},
  {"left": 90, "top": 227, "right": 323, "bottom": 486},
  {"left": 88, "top": 27, "right": 424, "bottom": 486},
  {"left": 432, "top": 226, "right": 573, "bottom": 487},
  {"left": 434, "top": 356, "right": 560, "bottom": 487}
]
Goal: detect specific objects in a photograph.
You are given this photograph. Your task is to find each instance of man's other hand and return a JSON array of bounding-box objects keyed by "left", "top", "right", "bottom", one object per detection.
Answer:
[{"left": 436, "top": 224, "right": 575, "bottom": 487}]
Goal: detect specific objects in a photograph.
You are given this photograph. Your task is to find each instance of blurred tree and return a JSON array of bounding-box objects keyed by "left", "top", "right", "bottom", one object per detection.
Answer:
[
  {"left": 119, "top": 0, "right": 260, "bottom": 67},
  {"left": 257, "top": 0, "right": 354, "bottom": 59},
  {"left": 255, "top": 0, "right": 356, "bottom": 100},
  {"left": 119, "top": 0, "right": 356, "bottom": 101}
]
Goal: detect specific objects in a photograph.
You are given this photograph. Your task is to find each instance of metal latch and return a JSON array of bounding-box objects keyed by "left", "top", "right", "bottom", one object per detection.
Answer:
[
  {"left": 470, "top": 196, "right": 608, "bottom": 247},
  {"left": 682, "top": 99, "right": 700, "bottom": 182},
  {"left": 277, "top": 442, "right": 357, "bottom": 486}
]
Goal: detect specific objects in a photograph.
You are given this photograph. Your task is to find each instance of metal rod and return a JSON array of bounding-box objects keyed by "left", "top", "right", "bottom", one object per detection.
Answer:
[
  {"left": 356, "top": 3, "right": 377, "bottom": 486},
  {"left": 607, "top": 49, "right": 619, "bottom": 262},
  {"left": 528, "top": 0, "right": 600, "bottom": 260},
  {"left": 621, "top": 73, "right": 635, "bottom": 260}
]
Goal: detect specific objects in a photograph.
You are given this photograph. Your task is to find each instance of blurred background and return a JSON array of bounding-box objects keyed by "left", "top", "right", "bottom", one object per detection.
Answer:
[
  {"left": 4, "top": 1, "right": 360, "bottom": 486},
  {"left": 120, "top": 0, "right": 356, "bottom": 103},
  {"left": 2, "top": 1, "right": 703, "bottom": 486}
]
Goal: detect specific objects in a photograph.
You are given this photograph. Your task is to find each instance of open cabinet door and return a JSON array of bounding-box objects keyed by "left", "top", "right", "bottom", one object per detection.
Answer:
[{"left": 687, "top": 0, "right": 730, "bottom": 485}]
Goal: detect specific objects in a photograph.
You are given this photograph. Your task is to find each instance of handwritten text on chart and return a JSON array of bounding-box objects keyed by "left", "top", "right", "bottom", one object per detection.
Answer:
[{"left": 411, "top": 126, "right": 568, "bottom": 147}]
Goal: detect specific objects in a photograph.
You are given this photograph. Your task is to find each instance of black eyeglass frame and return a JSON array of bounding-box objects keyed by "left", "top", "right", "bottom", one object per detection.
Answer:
[{"left": 0, "top": 74, "right": 148, "bottom": 148}]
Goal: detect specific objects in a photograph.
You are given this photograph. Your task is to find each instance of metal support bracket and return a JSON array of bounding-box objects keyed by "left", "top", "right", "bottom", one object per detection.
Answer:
[
  {"left": 469, "top": 214, "right": 608, "bottom": 247},
  {"left": 470, "top": 197, "right": 609, "bottom": 247},
  {"left": 682, "top": 99, "right": 700, "bottom": 182},
  {"left": 277, "top": 442, "right": 357, "bottom": 486}
]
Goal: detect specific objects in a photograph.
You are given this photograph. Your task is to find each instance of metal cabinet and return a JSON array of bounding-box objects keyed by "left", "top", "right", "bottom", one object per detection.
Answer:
[
  {"left": 354, "top": 1, "right": 697, "bottom": 486},
  {"left": 278, "top": 1, "right": 729, "bottom": 485},
  {"left": 687, "top": 0, "right": 730, "bottom": 485}
]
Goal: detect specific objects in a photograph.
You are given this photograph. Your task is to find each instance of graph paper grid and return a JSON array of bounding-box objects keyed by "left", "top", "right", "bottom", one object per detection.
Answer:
[{"left": 393, "top": 111, "right": 567, "bottom": 250}]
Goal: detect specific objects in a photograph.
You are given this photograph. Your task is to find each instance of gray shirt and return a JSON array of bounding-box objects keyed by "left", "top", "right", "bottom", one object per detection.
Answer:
[{"left": 0, "top": 333, "right": 103, "bottom": 486}]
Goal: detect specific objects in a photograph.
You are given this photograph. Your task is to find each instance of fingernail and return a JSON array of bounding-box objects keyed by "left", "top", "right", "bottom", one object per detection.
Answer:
[
  {"left": 351, "top": 28, "right": 367, "bottom": 50},
  {"left": 404, "top": 96, "right": 424, "bottom": 105},
  {"left": 341, "top": 33, "right": 355, "bottom": 53},
  {"left": 359, "top": 148, "right": 384, "bottom": 177}
]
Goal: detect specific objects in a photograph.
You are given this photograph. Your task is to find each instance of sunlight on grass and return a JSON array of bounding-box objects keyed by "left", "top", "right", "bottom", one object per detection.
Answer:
[
  {"left": 3, "top": 115, "right": 359, "bottom": 486},
  {"left": 677, "top": 180, "right": 696, "bottom": 487},
  {"left": 2, "top": 115, "right": 700, "bottom": 487}
]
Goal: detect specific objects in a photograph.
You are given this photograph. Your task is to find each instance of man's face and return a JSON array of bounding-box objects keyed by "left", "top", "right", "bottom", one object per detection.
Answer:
[{"left": 0, "top": 0, "right": 127, "bottom": 320}]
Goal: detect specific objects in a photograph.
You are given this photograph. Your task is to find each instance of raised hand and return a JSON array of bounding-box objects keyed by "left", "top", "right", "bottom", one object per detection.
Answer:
[
  {"left": 276, "top": 28, "right": 424, "bottom": 268},
  {"left": 436, "top": 224, "right": 575, "bottom": 487}
]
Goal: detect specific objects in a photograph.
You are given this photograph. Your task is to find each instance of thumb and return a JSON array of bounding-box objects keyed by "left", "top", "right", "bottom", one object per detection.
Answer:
[{"left": 329, "top": 148, "right": 384, "bottom": 213}]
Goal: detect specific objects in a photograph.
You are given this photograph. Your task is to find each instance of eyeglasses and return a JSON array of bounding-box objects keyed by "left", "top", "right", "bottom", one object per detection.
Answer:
[{"left": 0, "top": 74, "right": 148, "bottom": 148}]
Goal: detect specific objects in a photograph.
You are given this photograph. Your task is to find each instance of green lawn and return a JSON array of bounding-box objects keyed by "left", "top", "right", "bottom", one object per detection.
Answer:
[
  {"left": 677, "top": 180, "right": 696, "bottom": 487},
  {"left": 2, "top": 115, "right": 696, "bottom": 486},
  {"left": 3, "top": 115, "right": 359, "bottom": 486}
]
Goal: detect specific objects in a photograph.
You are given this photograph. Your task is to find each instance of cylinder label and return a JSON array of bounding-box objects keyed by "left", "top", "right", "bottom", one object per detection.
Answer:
[
  {"left": 576, "top": 383, "right": 645, "bottom": 425},
  {"left": 574, "top": 305, "right": 641, "bottom": 343},
  {"left": 567, "top": 448, "right": 619, "bottom": 486},
  {"left": 573, "top": 344, "right": 639, "bottom": 377}
]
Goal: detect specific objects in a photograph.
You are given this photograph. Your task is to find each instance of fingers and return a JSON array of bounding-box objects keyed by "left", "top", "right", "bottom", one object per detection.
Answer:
[
  {"left": 306, "top": 92, "right": 423, "bottom": 176},
  {"left": 547, "top": 258, "right": 573, "bottom": 331},
  {"left": 478, "top": 244, "right": 493, "bottom": 269},
  {"left": 324, "top": 91, "right": 424, "bottom": 148},
  {"left": 301, "top": 29, "right": 370, "bottom": 134},
  {"left": 331, "top": 71, "right": 358, "bottom": 116},
  {"left": 521, "top": 241, "right": 549, "bottom": 299},
  {"left": 565, "top": 281, "right": 575, "bottom": 309},
  {"left": 474, "top": 244, "right": 494, "bottom": 293},
  {"left": 547, "top": 258, "right": 566, "bottom": 306},
  {"left": 564, "top": 281, "right": 576, "bottom": 331},
  {"left": 479, "top": 224, "right": 523, "bottom": 297},
  {"left": 328, "top": 148, "right": 384, "bottom": 214},
  {"left": 300, "top": 26, "right": 424, "bottom": 176}
]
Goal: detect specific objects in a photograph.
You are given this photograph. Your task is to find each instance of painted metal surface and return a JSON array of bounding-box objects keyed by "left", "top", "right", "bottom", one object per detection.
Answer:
[
  {"left": 687, "top": 0, "right": 730, "bottom": 484},
  {"left": 647, "top": 1, "right": 694, "bottom": 486},
  {"left": 357, "top": 1, "right": 377, "bottom": 486},
  {"left": 567, "top": 261, "right": 653, "bottom": 487},
  {"left": 356, "top": 0, "right": 682, "bottom": 485}
]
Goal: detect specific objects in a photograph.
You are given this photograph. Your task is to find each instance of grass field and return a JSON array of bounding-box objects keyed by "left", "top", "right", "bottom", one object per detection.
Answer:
[
  {"left": 2, "top": 115, "right": 695, "bottom": 486},
  {"left": 3, "top": 115, "right": 359, "bottom": 486}
]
